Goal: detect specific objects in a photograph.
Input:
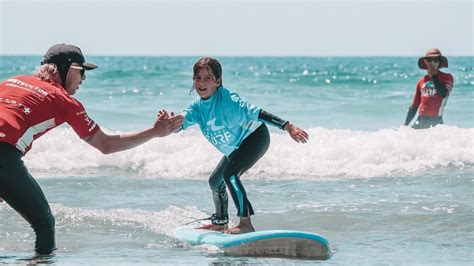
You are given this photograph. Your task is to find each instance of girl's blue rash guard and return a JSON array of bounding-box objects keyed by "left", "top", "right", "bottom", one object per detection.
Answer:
[{"left": 182, "top": 86, "right": 263, "bottom": 156}]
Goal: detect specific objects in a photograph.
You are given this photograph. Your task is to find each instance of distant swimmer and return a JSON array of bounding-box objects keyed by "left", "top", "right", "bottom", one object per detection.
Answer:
[
  {"left": 179, "top": 57, "right": 309, "bottom": 234},
  {"left": 0, "top": 44, "right": 183, "bottom": 256},
  {"left": 404, "top": 48, "right": 454, "bottom": 129}
]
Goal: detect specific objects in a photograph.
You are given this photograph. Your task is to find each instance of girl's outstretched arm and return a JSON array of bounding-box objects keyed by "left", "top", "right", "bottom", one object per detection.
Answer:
[
  {"left": 258, "top": 110, "right": 309, "bottom": 143},
  {"left": 284, "top": 123, "right": 309, "bottom": 143}
]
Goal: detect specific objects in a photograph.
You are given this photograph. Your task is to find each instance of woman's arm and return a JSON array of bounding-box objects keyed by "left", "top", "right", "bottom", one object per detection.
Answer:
[
  {"left": 404, "top": 106, "right": 418, "bottom": 126},
  {"left": 432, "top": 75, "right": 448, "bottom": 98},
  {"left": 404, "top": 83, "right": 421, "bottom": 126}
]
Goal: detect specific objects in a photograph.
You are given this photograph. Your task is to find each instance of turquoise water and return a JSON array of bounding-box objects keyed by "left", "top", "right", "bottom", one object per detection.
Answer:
[{"left": 0, "top": 56, "right": 473, "bottom": 264}]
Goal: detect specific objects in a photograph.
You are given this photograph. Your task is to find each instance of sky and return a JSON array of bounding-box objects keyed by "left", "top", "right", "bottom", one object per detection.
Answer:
[{"left": 0, "top": 0, "right": 473, "bottom": 56}]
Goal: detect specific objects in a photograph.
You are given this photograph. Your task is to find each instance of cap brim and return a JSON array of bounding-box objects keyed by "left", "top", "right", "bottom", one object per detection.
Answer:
[{"left": 84, "top": 62, "right": 97, "bottom": 70}]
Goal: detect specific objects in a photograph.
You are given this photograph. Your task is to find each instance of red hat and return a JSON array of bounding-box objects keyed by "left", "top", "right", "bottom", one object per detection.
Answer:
[{"left": 418, "top": 48, "right": 448, "bottom": 69}]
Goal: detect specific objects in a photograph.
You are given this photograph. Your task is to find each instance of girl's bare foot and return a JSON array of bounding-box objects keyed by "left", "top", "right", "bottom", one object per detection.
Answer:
[
  {"left": 225, "top": 224, "right": 255, "bottom": 234},
  {"left": 196, "top": 223, "right": 228, "bottom": 232},
  {"left": 225, "top": 216, "right": 255, "bottom": 234}
]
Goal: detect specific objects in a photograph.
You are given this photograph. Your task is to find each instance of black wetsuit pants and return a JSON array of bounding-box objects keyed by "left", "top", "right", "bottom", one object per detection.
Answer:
[
  {"left": 0, "top": 142, "right": 55, "bottom": 255},
  {"left": 413, "top": 116, "right": 444, "bottom": 129},
  {"left": 208, "top": 124, "right": 270, "bottom": 224}
]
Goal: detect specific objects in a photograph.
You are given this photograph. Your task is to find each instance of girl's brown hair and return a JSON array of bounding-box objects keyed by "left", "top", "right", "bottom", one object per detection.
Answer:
[{"left": 193, "top": 57, "right": 222, "bottom": 86}]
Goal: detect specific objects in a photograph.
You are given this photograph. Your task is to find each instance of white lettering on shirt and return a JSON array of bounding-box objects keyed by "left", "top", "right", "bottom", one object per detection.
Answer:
[
  {"left": 6, "top": 79, "right": 49, "bottom": 97},
  {"left": 421, "top": 81, "right": 436, "bottom": 97}
]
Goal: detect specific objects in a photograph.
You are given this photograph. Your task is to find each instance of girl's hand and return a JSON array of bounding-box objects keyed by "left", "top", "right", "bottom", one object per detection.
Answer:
[
  {"left": 153, "top": 109, "right": 184, "bottom": 137},
  {"left": 284, "top": 123, "right": 309, "bottom": 143}
]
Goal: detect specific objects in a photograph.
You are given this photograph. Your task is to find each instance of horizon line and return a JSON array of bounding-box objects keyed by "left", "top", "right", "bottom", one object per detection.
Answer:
[{"left": 1, "top": 54, "right": 473, "bottom": 57}]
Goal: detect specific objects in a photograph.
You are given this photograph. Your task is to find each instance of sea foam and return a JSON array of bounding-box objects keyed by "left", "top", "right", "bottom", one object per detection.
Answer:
[{"left": 25, "top": 125, "right": 473, "bottom": 179}]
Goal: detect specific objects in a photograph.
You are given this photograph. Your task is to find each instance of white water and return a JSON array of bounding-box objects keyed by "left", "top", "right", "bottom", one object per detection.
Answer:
[{"left": 25, "top": 125, "right": 474, "bottom": 179}]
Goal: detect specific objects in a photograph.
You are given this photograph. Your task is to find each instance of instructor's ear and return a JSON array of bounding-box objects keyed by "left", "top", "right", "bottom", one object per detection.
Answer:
[{"left": 217, "top": 78, "right": 222, "bottom": 86}]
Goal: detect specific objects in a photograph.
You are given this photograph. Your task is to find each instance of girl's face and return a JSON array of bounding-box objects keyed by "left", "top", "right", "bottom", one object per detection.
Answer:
[{"left": 193, "top": 68, "right": 221, "bottom": 100}]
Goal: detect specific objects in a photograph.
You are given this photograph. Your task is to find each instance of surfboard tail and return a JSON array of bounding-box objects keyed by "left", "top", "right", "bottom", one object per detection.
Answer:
[
  {"left": 176, "top": 229, "right": 332, "bottom": 260},
  {"left": 224, "top": 237, "right": 332, "bottom": 259}
]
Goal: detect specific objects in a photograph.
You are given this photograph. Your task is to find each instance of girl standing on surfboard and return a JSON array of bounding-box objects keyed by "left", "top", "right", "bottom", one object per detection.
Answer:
[{"left": 180, "top": 57, "right": 309, "bottom": 234}]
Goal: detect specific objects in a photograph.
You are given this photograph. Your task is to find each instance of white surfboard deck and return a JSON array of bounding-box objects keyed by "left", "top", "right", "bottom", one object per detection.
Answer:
[{"left": 176, "top": 229, "right": 332, "bottom": 259}]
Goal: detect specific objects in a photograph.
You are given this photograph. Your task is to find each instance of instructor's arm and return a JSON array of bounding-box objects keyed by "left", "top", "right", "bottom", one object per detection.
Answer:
[{"left": 86, "top": 111, "right": 183, "bottom": 154}]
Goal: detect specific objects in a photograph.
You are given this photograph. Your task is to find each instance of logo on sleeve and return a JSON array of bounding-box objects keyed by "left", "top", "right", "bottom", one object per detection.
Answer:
[{"left": 230, "top": 94, "right": 240, "bottom": 103}]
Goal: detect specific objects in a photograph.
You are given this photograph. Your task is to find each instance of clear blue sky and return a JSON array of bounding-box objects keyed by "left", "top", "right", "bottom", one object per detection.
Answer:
[{"left": 1, "top": 0, "right": 472, "bottom": 56}]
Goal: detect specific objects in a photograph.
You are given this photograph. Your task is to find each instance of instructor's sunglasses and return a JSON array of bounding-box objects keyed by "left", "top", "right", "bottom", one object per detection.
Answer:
[
  {"left": 425, "top": 58, "right": 440, "bottom": 63},
  {"left": 69, "top": 65, "right": 85, "bottom": 77}
]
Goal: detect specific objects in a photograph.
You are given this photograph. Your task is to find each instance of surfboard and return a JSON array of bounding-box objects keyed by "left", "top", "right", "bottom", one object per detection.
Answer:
[{"left": 176, "top": 229, "right": 332, "bottom": 259}]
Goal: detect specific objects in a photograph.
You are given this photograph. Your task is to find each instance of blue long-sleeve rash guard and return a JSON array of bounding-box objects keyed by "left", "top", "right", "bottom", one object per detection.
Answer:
[{"left": 182, "top": 86, "right": 265, "bottom": 156}]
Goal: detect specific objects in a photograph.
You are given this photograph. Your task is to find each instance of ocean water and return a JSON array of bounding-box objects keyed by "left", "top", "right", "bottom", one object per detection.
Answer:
[{"left": 0, "top": 56, "right": 473, "bottom": 264}]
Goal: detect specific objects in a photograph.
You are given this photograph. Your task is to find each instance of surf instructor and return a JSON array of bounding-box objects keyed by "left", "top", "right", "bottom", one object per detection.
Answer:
[
  {"left": 404, "top": 48, "right": 454, "bottom": 129},
  {"left": 0, "top": 43, "right": 183, "bottom": 255}
]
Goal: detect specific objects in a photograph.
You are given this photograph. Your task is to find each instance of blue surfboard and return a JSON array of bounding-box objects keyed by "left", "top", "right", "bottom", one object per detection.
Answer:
[{"left": 176, "top": 229, "right": 332, "bottom": 259}]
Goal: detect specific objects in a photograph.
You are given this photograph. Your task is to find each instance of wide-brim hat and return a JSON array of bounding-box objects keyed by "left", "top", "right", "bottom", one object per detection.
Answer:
[
  {"left": 42, "top": 43, "right": 97, "bottom": 70},
  {"left": 418, "top": 48, "right": 448, "bottom": 69}
]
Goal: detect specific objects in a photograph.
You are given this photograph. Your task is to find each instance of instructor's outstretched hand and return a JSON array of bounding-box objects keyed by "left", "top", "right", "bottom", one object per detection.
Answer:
[
  {"left": 86, "top": 110, "right": 183, "bottom": 154},
  {"left": 284, "top": 123, "right": 309, "bottom": 143},
  {"left": 153, "top": 109, "right": 184, "bottom": 137}
]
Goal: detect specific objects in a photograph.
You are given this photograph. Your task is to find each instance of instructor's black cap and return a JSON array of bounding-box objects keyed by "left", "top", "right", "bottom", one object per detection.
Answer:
[{"left": 42, "top": 43, "right": 97, "bottom": 70}]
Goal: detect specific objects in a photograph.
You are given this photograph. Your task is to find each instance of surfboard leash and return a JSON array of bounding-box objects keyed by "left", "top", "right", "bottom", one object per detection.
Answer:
[{"left": 182, "top": 216, "right": 212, "bottom": 226}]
